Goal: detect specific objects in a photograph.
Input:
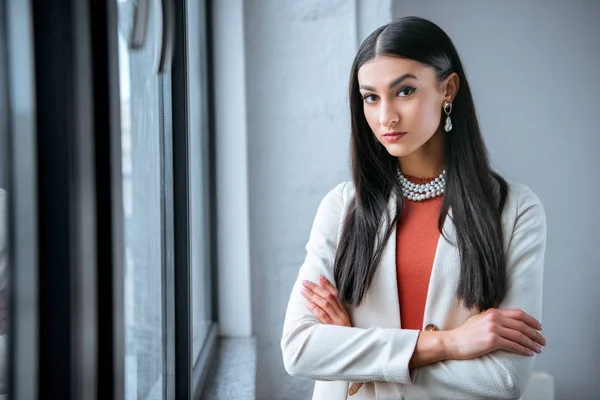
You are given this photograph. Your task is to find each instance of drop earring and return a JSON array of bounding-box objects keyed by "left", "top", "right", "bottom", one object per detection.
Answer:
[{"left": 443, "top": 101, "right": 453, "bottom": 132}]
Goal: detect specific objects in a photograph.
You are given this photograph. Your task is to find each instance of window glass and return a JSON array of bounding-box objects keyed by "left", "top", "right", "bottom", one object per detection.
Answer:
[{"left": 117, "top": 1, "right": 165, "bottom": 398}]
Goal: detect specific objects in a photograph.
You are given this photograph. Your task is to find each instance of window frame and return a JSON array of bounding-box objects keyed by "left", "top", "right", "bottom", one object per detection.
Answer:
[
  {"left": 27, "top": 0, "right": 105, "bottom": 398},
  {"left": 185, "top": 0, "right": 219, "bottom": 397},
  {"left": 168, "top": 1, "right": 219, "bottom": 398}
]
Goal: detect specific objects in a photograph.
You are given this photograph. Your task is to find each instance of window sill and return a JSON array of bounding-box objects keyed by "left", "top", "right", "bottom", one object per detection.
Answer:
[{"left": 199, "top": 337, "right": 257, "bottom": 399}]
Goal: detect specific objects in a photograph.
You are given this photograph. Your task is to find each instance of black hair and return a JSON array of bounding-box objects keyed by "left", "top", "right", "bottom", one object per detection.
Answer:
[{"left": 335, "top": 16, "right": 508, "bottom": 311}]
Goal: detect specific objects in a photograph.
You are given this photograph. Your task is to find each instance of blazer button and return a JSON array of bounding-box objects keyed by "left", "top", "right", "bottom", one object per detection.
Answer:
[
  {"left": 348, "top": 382, "right": 363, "bottom": 396},
  {"left": 424, "top": 324, "right": 439, "bottom": 331}
]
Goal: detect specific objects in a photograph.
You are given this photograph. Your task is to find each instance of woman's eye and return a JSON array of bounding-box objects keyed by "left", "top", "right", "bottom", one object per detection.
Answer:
[
  {"left": 362, "top": 94, "right": 378, "bottom": 104},
  {"left": 398, "top": 86, "right": 416, "bottom": 97}
]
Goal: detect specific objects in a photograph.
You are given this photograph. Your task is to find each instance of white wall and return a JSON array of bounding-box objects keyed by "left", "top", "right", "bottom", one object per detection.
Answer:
[{"left": 392, "top": 1, "right": 600, "bottom": 399}]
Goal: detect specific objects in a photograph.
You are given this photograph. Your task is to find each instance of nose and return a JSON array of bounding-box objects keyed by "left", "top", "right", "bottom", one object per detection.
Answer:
[{"left": 378, "top": 99, "right": 399, "bottom": 128}]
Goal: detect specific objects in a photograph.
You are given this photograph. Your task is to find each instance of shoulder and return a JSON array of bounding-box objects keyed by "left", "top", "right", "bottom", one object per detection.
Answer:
[
  {"left": 505, "top": 181, "right": 545, "bottom": 217},
  {"left": 318, "top": 181, "right": 355, "bottom": 210},
  {"left": 503, "top": 181, "right": 546, "bottom": 238},
  {"left": 310, "top": 181, "right": 354, "bottom": 237}
]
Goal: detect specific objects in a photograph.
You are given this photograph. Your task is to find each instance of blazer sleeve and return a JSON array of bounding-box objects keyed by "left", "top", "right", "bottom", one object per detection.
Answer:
[
  {"left": 378, "top": 184, "right": 547, "bottom": 400},
  {"left": 281, "top": 182, "right": 420, "bottom": 384}
]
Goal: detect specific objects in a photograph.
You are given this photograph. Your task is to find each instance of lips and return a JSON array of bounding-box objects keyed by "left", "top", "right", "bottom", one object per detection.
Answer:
[{"left": 382, "top": 132, "right": 407, "bottom": 142}]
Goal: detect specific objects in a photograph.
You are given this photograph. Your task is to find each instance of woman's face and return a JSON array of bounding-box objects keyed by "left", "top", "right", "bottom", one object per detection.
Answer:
[{"left": 357, "top": 55, "right": 454, "bottom": 158}]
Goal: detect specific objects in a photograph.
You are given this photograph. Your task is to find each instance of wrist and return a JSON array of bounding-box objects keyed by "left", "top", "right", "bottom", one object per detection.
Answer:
[
  {"left": 409, "top": 331, "right": 452, "bottom": 370},
  {"left": 439, "top": 330, "right": 456, "bottom": 361}
]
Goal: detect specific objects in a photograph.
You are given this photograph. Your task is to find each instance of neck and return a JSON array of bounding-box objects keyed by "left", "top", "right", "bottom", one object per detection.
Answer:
[{"left": 398, "top": 130, "right": 445, "bottom": 178}]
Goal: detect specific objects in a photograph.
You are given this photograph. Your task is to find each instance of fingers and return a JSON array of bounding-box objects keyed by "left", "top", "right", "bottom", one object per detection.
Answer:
[
  {"left": 301, "top": 277, "right": 350, "bottom": 326},
  {"left": 302, "top": 287, "right": 341, "bottom": 322},
  {"left": 319, "top": 275, "right": 339, "bottom": 297},
  {"left": 499, "top": 315, "right": 546, "bottom": 347},
  {"left": 483, "top": 309, "right": 546, "bottom": 357},
  {"left": 305, "top": 301, "right": 332, "bottom": 324},
  {"left": 496, "top": 308, "right": 542, "bottom": 331},
  {"left": 301, "top": 280, "right": 338, "bottom": 319},
  {"left": 494, "top": 335, "right": 536, "bottom": 357},
  {"left": 302, "top": 278, "right": 344, "bottom": 316},
  {"left": 496, "top": 325, "right": 543, "bottom": 355}
]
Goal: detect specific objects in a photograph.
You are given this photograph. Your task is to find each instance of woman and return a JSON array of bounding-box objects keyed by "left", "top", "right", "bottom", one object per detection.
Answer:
[{"left": 281, "top": 16, "right": 546, "bottom": 400}]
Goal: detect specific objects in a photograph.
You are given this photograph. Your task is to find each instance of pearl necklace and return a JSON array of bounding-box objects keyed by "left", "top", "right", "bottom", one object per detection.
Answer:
[{"left": 397, "top": 168, "right": 446, "bottom": 201}]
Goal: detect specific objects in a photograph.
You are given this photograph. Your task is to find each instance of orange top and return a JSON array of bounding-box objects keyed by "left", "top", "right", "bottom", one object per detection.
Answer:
[{"left": 396, "top": 175, "right": 443, "bottom": 330}]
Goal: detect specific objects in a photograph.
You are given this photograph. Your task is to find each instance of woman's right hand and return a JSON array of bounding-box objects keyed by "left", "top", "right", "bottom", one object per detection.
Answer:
[{"left": 444, "top": 308, "right": 546, "bottom": 360}]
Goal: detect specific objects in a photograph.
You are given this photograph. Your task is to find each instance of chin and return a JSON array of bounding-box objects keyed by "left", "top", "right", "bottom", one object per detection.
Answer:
[{"left": 382, "top": 142, "right": 416, "bottom": 158}]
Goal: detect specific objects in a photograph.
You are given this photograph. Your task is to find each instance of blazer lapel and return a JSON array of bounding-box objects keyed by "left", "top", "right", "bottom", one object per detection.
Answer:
[
  {"left": 422, "top": 208, "right": 475, "bottom": 330},
  {"left": 349, "top": 190, "right": 401, "bottom": 328},
  {"left": 349, "top": 195, "right": 470, "bottom": 331}
]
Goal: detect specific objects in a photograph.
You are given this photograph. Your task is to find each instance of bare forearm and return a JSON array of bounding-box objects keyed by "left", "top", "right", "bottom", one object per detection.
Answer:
[{"left": 408, "top": 331, "right": 451, "bottom": 370}]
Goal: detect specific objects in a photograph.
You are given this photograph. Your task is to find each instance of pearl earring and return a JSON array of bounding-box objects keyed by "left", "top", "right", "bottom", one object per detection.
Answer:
[{"left": 443, "top": 101, "right": 453, "bottom": 132}]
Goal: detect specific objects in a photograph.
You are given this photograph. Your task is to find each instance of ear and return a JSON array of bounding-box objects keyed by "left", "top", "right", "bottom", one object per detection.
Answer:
[{"left": 442, "top": 72, "right": 460, "bottom": 102}]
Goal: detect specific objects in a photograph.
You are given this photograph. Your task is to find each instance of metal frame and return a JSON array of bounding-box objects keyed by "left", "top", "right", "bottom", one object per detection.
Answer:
[
  {"left": 31, "top": 0, "right": 93, "bottom": 397},
  {"left": 167, "top": 0, "right": 192, "bottom": 397},
  {"left": 168, "top": 0, "right": 220, "bottom": 398},
  {"left": 162, "top": 68, "right": 178, "bottom": 398},
  {"left": 91, "top": 0, "right": 126, "bottom": 398},
  {"left": 27, "top": 0, "right": 125, "bottom": 398},
  {"left": 192, "top": 0, "right": 220, "bottom": 396},
  {"left": 204, "top": 0, "right": 219, "bottom": 329}
]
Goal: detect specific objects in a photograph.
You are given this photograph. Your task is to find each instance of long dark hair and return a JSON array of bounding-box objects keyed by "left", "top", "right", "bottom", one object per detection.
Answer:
[{"left": 334, "top": 16, "right": 508, "bottom": 311}]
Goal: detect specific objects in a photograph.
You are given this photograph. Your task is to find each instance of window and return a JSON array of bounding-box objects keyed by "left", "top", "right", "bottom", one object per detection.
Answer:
[
  {"left": 186, "top": 0, "right": 213, "bottom": 364},
  {"left": 117, "top": 2, "right": 167, "bottom": 398},
  {"left": 117, "top": 0, "right": 216, "bottom": 398},
  {"left": 2, "top": 1, "right": 216, "bottom": 397}
]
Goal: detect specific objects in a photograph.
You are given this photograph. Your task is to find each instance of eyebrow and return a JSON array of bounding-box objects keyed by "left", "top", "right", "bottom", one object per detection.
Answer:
[{"left": 359, "top": 73, "right": 418, "bottom": 91}]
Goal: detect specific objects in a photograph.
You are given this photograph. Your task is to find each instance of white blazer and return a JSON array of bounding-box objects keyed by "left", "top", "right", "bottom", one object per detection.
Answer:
[{"left": 281, "top": 181, "right": 546, "bottom": 400}]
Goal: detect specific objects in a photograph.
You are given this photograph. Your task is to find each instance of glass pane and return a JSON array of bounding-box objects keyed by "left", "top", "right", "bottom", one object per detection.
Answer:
[
  {"left": 117, "top": 1, "right": 164, "bottom": 399},
  {"left": 187, "top": 0, "right": 212, "bottom": 363}
]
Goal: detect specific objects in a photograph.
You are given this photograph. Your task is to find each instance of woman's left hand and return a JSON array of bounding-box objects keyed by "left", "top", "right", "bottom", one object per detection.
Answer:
[{"left": 301, "top": 275, "right": 351, "bottom": 327}]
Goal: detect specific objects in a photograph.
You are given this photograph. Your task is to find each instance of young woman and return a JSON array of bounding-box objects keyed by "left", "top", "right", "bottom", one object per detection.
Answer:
[{"left": 281, "top": 17, "right": 547, "bottom": 400}]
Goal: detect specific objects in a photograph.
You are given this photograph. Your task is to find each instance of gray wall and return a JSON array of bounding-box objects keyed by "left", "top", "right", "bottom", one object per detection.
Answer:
[
  {"left": 245, "top": 2, "right": 355, "bottom": 397},
  {"left": 392, "top": 1, "right": 599, "bottom": 399}
]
